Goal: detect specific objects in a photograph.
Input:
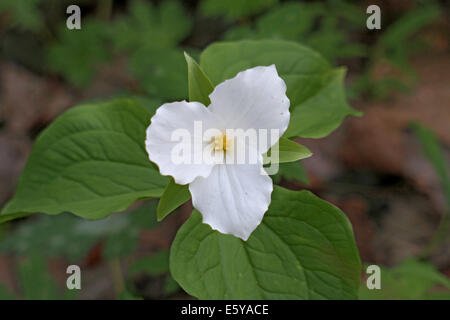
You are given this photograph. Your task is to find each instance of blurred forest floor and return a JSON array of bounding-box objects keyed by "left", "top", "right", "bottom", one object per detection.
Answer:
[{"left": 0, "top": 0, "right": 449, "bottom": 299}]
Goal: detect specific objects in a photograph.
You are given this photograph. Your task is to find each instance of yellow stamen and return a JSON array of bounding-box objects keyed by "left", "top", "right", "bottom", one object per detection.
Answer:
[{"left": 214, "top": 135, "right": 231, "bottom": 151}]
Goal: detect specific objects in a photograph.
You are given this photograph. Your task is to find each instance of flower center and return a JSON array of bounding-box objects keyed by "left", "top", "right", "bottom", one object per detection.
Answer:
[{"left": 213, "top": 134, "right": 232, "bottom": 152}]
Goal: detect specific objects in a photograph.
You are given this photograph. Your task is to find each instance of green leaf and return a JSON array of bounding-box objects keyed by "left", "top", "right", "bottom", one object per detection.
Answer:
[
  {"left": 129, "top": 95, "right": 163, "bottom": 116},
  {"left": 184, "top": 52, "right": 214, "bottom": 106},
  {"left": 0, "top": 212, "right": 30, "bottom": 224},
  {"left": 1, "top": 99, "right": 168, "bottom": 222},
  {"left": 285, "top": 68, "right": 360, "bottom": 138},
  {"left": 128, "top": 202, "right": 159, "bottom": 230},
  {"left": 47, "top": 19, "right": 111, "bottom": 87},
  {"left": 272, "top": 161, "right": 309, "bottom": 185},
  {"left": 157, "top": 179, "right": 191, "bottom": 221},
  {"left": 170, "top": 186, "right": 361, "bottom": 299},
  {"left": 263, "top": 137, "right": 312, "bottom": 164},
  {"left": 200, "top": 40, "right": 361, "bottom": 139}
]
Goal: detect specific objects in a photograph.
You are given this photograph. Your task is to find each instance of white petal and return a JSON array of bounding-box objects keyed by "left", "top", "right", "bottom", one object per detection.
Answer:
[
  {"left": 145, "top": 101, "right": 222, "bottom": 185},
  {"left": 209, "top": 65, "right": 290, "bottom": 153},
  {"left": 189, "top": 157, "right": 273, "bottom": 241}
]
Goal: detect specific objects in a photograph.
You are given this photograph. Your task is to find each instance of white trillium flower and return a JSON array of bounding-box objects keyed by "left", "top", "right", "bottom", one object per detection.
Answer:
[{"left": 145, "top": 65, "right": 290, "bottom": 240}]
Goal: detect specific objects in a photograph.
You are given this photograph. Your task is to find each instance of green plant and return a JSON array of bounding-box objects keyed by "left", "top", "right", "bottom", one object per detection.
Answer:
[
  {"left": 350, "top": 3, "right": 440, "bottom": 99},
  {"left": 223, "top": 1, "right": 367, "bottom": 63},
  {"left": 2, "top": 39, "right": 362, "bottom": 299}
]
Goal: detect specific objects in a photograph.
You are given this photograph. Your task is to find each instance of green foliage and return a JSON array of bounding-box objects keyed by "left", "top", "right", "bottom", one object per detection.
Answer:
[
  {"left": 200, "top": 0, "right": 278, "bottom": 21},
  {"left": 47, "top": 19, "right": 112, "bottom": 87},
  {"left": 112, "top": 1, "right": 192, "bottom": 99},
  {"left": 200, "top": 40, "right": 361, "bottom": 139},
  {"left": 287, "top": 68, "right": 361, "bottom": 138},
  {"left": 1, "top": 99, "right": 168, "bottom": 222},
  {"left": 0, "top": 202, "right": 170, "bottom": 300},
  {"left": 378, "top": 4, "right": 440, "bottom": 71},
  {"left": 127, "top": 201, "right": 159, "bottom": 230},
  {"left": 129, "top": 249, "right": 180, "bottom": 296},
  {"left": 129, "top": 250, "right": 170, "bottom": 277},
  {"left": 351, "top": 3, "right": 441, "bottom": 99},
  {"left": 224, "top": 1, "right": 367, "bottom": 63},
  {"left": 0, "top": 255, "right": 77, "bottom": 300},
  {"left": 45, "top": 0, "right": 193, "bottom": 93},
  {"left": 0, "top": 214, "right": 98, "bottom": 261},
  {"left": 412, "top": 123, "right": 450, "bottom": 257},
  {"left": 255, "top": 2, "right": 323, "bottom": 41},
  {"left": 113, "top": 0, "right": 192, "bottom": 52},
  {"left": 128, "top": 46, "right": 188, "bottom": 99},
  {"left": 6, "top": 253, "right": 78, "bottom": 300},
  {"left": 19, "top": 255, "right": 61, "bottom": 300},
  {"left": 184, "top": 52, "right": 214, "bottom": 106},
  {"left": 103, "top": 227, "right": 139, "bottom": 260},
  {"left": 272, "top": 161, "right": 309, "bottom": 185},
  {"left": 412, "top": 123, "right": 450, "bottom": 207},
  {"left": 0, "top": 202, "right": 158, "bottom": 261},
  {"left": 157, "top": 179, "right": 190, "bottom": 221},
  {"left": 164, "top": 275, "right": 180, "bottom": 295},
  {"left": 305, "top": 16, "right": 366, "bottom": 62},
  {"left": 170, "top": 186, "right": 361, "bottom": 299},
  {"left": 263, "top": 138, "right": 312, "bottom": 164},
  {"left": 1, "top": 0, "right": 367, "bottom": 298},
  {"left": 0, "top": 212, "right": 30, "bottom": 224},
  {"left": 0, "top": 285, "right": 15, "bottom": 300},
  {"left": 0, "top": 0, "right": 44, "bottom": 31},
  {"left": 0, "top": 255, "right": 78, "bottom": 300},
  {"left": 359, "top": 259, "right": 450, "bottom": 300}
]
